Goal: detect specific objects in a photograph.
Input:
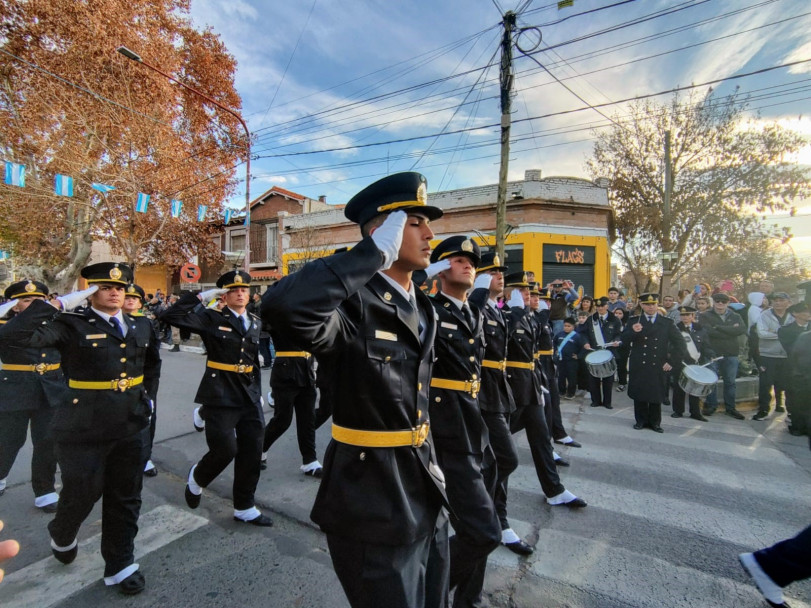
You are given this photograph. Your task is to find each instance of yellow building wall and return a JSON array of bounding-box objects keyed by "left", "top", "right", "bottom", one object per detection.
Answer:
[{"left": 134, "top": 265, "right": 169, "bottom": 298}]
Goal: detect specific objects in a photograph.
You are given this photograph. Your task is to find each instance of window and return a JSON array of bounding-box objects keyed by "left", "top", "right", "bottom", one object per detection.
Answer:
[
  {"left": 266, "top": 224, "right": 278, "bottom": 263},
  {"left": 229, "top": 230, "right": 245, "bottom": 253}
]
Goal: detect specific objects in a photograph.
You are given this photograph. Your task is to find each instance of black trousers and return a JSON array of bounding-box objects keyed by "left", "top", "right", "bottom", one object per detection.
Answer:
[
  {"left": 616, "top": 347, "right": 629, "bottom": 385},
  {"left": 326, "top": 518, "right": 450, "bottom": 608},
  {"left": 758, "top": 357, "right": 789, "bottom": 413},
  {"left": 672, "top": 384, "right": 701, "bottom": 417},
  {"left": 143, "top": 400, "right": 156, "bottom": 464},
  {"left": 436, "top": 450, "right": 500, "bottom": 608},
  {"left": 557, "top": 358, "right": 578, "bottom": 396},
  {"left": 510, "top": 404, "right": 564, "bottom": 498},
  {"left": 786, "top": 376, "right": 809, "bottom": 434},
  {"left": 263, "top": 383, "right": 317, "bottom": 464},
  {"left": 754, "top": 524, "right": 811, "bottom": 588},
  {"left": 481, "top": 412, "right": 518, "bottom": 530},
  {"left": 50, "top": 432, "right": 145, "bottom": 577},
  {"left": 194, "top": 403, "right": 264, "bottom": 510},
  {"left": 540, "top": 357, "right": 566, "bottom": 440},
  {"left": 634, "top": 401, "right": 662, "bottom": 428},
  {"left": 588, "top": 374, "right": 614, "bottom": 407},
  {"left": 0, "top": 408, "right": 57, "bottom": 498}
]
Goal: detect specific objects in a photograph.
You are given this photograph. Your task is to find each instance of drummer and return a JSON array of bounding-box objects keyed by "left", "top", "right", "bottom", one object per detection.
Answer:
[
  {"left": 582, "top": 296, "right": 623, "bottom": 409},
  {"left": 671, "top": 306, "right": 715, "bottom": 421}
]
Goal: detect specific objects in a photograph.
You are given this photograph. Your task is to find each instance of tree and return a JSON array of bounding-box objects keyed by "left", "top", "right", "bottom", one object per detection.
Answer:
[
  {"left": 586, "top": 90, "right": 809, "bottom": 288},
  {"left": 0, "top": 0, "right": 243, "bottom": 291}
]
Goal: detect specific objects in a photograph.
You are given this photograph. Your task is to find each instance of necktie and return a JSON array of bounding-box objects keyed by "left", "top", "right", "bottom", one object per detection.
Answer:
[
  {"left": 462, "top": 303, "right": 474, "bottom": 329},
  {"left": 110, "top": 316, "right": 125, "bottom": 337},
  {"left": 647, "top": 316, "right": 653, "bottom": 323},
  {"left": 242, "top": 315, "right": 250, "bottom": 331},
  {"left": 409, "top": 294, "right": 424, "bottom": 337}
]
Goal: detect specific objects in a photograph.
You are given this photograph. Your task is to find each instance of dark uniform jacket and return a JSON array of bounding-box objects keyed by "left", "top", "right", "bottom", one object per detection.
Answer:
[
  {"left": 0, "top": 314, "right": 66, "bottom": 412},
  {"left": 261, "top": 237, "right": 447, "bottom": 545},
  {"left": 160, "top": 293, "right": 261, "bottom": 407},
  {"left": 503, "top": 305, "right": 542, "bottom": 407},
  {"left": 269, "top": 330, "right": 316, "bottom": 388},
  {"left": 0, "top": 300, "right": 161, "bottom": 443},
  {"left": 428, "top": 293, "right": 486, "bottom": 455},
  {"left": 699, "top": 309, "right": 746, "bottom": 356},
  {"left": 778, "top": 322, "right": 811, "bottom": 356},
  {"left": 621, "top": 314, "right": 685, "bottom": 403},
  {"left": 583, "top": 311, "right": 623, "bottom": 353},
  {"left": 468, "top": 288, "right": 515, "bottom": 414},
  {"left": 675, "top": 321, "right": 714, "bottom": 367}
]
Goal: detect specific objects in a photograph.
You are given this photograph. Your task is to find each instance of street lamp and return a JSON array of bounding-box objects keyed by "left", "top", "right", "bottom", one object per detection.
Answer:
[{"left": 117, "top": 45, "right": 252, "bottom": 272}]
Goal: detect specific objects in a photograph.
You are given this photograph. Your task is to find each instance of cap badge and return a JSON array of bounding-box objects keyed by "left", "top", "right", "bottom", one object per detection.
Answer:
[
  {"left": 522, "top": 273, "right": 528, "bottom": 284},
  {"left": 109, "top": 267, "right": 122, "bottom": 280},
  {"left": 24, "top": 281, "right": 36, "bottom": 293},
  {"left": 461, "top": 239, "right": 473, "bottom": 253},
  {"left": 127, "top": 285, "right": 136, "bottom": 294},
  {"left": 234, "top": 274, "right": 243, "bottom": 284},
  {"left": 493, "top": 254, "right": 501, "bottom": 266},
  {"left": 417, "top": 182, "right": 427, "bottom": 205}
]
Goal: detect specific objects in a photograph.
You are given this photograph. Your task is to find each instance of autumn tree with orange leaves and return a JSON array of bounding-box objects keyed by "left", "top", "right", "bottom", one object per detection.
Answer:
[{"left": 0, "top": 0, "right": 244, "bottom": 290}]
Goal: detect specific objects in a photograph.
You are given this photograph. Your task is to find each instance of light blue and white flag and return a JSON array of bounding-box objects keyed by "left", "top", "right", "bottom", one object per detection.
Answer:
[
  {"left": 243, "top": 213, "right": 250, "bottom": 227},
  {"left": 224, "top": 209, "right": 233, "bottom": 224},
  {"left": 4, "top": 162, "right": 25, "bottom": 187},
  {"left": 135, "top": 192, "right": 150, "bottom": 213},
  {"left": 91, "top": 182, "right": 115, "bottom": 193},
  {"left": 54, "top": 174, "right": 74, "bottom": 197},
  {"left": 170, "top": 199, "right": 183, "bottom": 218},
  {"left": 197, "top": 205, "right": 207, "bottom": 222}
]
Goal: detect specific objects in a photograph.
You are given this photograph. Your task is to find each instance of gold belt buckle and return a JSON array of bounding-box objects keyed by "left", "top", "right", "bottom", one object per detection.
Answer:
[
  {"left": 499, "top": 360, "right": 507, "bottom": 371},
  {"left": 411, "top": 422, "right": 429, "bottom": 448},
  {"left": 236, "top": 364, "right": 248, "bottom": 373},
  {"left": 114, "top": 378, "right": 132, "bottom": 391},
  {"left": 468, "top": 379, "right": 480, "bottom": 398},
  {"left": 34, "top": 363, "right": 47, "bottom": 375}
]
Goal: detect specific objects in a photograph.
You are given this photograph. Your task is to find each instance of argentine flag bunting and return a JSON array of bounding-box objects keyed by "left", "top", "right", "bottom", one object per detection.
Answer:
[
  {"left": 54, "top": 174, "right": 74, "bottom": 197},
  {"left": 170, "top": 199, "right": 183, "bottom": 218},
  {"left": 91, "top": 183, "right": 115, "bottom": 193},
  {"left": 197, "top": 205, "right": 207, "bottom": 222},
  {"left": 135, "top": 192, "right": 150, "bottom": 213},
  {"left": 243, "top": 212, "right": 250, "bottom": 227},
  {"left": 224, "top": 209, "right": 233, "bottom": 224},
  {"left": 4, "top": 162, "right": 25, "bottom": 187}
]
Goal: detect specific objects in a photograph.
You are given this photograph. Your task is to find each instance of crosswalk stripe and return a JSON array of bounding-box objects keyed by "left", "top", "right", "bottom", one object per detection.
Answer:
[{"left": 0, "top": 505, "right": 208, "bottom": 608}]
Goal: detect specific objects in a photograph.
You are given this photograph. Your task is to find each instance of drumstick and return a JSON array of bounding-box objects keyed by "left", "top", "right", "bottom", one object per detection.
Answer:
[{"left": 699, "top": 357, "right": 723, "bottom": 368}]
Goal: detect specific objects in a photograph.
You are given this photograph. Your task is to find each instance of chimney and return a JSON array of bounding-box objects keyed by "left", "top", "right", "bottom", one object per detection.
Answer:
[
  {"left": 524, "top": 169, "right": 542, "bottom": 181},
  {"left": 318, "top": 195, "right": 327, "bottom": 203}
]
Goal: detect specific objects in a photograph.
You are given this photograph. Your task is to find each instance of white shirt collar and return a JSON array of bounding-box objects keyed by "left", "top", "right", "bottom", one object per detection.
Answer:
[
  {"left": 92, "top": 307, "right": 127, "bottom": 335},
  {"left": 377, "top": 271, "right": 416, "bottom": 303},
  {"left": 441, "top": 291, "right": 466, "bottom": 310}
]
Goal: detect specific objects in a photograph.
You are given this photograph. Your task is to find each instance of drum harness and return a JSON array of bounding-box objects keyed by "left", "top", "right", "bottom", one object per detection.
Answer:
[{"left": 681, "top": 328, "right": 701, "bottom": 363}]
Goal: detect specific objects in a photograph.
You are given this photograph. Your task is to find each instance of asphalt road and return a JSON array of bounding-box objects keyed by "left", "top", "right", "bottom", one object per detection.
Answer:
[{"left": 1, "top": 347, "right": 809, "bottom": 607}]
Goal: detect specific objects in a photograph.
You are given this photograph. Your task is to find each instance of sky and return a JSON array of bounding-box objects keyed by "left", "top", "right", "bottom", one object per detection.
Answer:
[{"left": 188, "top": 0, "right": 811, "bottom": 253}]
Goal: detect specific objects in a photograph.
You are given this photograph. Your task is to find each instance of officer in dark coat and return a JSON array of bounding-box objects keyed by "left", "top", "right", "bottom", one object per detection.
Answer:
[
  {"left": 262, "top": 172, "right": 449, "bottom": 608},
  {"left": 0, "top": 280, "right": 64, "bottom": 512},
  {"left": 779, "top": 302, "right": 811, "bottom": 436},
  {"left": 160, "top": 270, "right": 270, "bottom": 526},
  {"left": 582, "top": 296, "right": 623, "bottom": 409},
  {"left": 424, "top": 236, "right": 500, "bottom": 608},
  {"left": 621, "top": 293, "right": 685, "bottom": 432},
  {"left": 0, "top": 263, "right": 161, "bottom": 594},
  {"left": 671, "top": 306, "right": 715, "bottom": 421}
]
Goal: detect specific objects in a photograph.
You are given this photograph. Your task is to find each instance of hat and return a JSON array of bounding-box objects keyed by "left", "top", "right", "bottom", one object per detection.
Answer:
[
  {"left": 124, "top": 283, "right": 145, "bottom": 300},
  {"left": 537, "top": 287, "right": 552, "bottom": 300},
  {"left": 678, "top": 305, "right": 697, "bottom": 314},
  {"left": 217, "top": 270, "right": 252, "bottom": 289},
  {"left": 504, "top": 272, "right": 531, "bottom": 288},
  {"left": 476, "top": 252, "right": 508, "bottom": 273},
  {"left": 529, "top": 282, "right": 541, "bottom": 296},
  {"left": 771, "top": 292, "right": 790, "bottom": 300},
  {"left": 594, "top": 296, "right": 610, "bottom": 306},
  {"left": 639, "top": 293, "right": 659, "bottom": 304},
  {"left": 81, "top": 262, "right": 132, "bottom": 286},
  {"left": 788, "top": 302, "right": 810, "bottom": 315},
  {"left": 430, "top": 235, "right": 481, "bottom": 267},
  {"left": 713, "top": 293, "right": 730, "bottom": 303},
  {"left": 4, "top": 279, "right": 48, "bottom": 300},
  {"left": 344, "top": 172, "right": 443, "bottom": 226}
]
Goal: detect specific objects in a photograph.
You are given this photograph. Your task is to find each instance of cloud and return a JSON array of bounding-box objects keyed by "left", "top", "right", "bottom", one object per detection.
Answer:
[{"left": 785, "top": 41, "right": 811, "bottom": 74}]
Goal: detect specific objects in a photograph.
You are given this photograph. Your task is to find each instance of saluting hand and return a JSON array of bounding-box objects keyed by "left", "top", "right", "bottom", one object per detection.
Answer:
[
  {"left": 0, "top": 300, "right": 18, "bottom": 319},
  {"left": 370, "top": 210, "right": 407, "bottom": 271},
  {"left": 507, "top": 289, "right": 525, "bottom": 309},
  {"left": 424, "top": 259, "right": 451, "bottom": 278},
  {"left": 472, "top": 273, "right": 492, "bottom": 291},
  {"left": 198, "top": 288, "right": 228, "bottom": 303},
  {"left": 56, "top": 286, "right": 99, "bottom": 311}
]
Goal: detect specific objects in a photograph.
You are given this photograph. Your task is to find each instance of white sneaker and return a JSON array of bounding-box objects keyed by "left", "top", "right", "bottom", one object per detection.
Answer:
[
  {"left": 739, "top": 552, "right": 785, "bottom": 605},
  {"left": 193, "top": 407, "right": 205, "bottom": 432},
  {"left": 267, "top": 391, "right": 275, "bottom": 407},
  {"left": 301, "top": 460, "right": 323, "bottom": 478}
]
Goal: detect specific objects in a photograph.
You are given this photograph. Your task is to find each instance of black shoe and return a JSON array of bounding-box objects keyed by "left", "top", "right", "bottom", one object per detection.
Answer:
[
  {"left": 702, "top": 408, "right": 715, "bottom": 417},
  {"left": 775, "top": 405, "right": 785, "bottom": 413},
  {"left": 752, "top": 411, "right": 768, "bottom": 421},
  {"left": 260, "top": 459, "right": 267, "bottom": 471},
  {"left": 671, "top": 412, "right": 683, "bottom": 418},
  {"left": 651, "top": 426, "right": 664, "bottom": 433},
  {"left": 554, "top": 439, "right": 581, "bottom": 448},
  {"left": 726, "top": 409, "right": 745, "bottom": 420},
  {"left": 169, "top": 345, "right": 180, "bottom": 352},
  {"left": 52, "top": 543, "right": 78, "bottom": 565},
  {"left": 185, "top": 485, "right": 201, "bottom": 509},
  {"left": 604, "top": 403, "right": 613, "bottom": 409},
  {"left": 589, "top": 402, "right": 598, "bottom": 407},
  {"left": 616, "top": 384, "right": 626, "bottom": 392},
  {"left": 503, "top": 539, "right": 534, "bottom": 556},
  {"left": 234, "top": 513, "right": 273, "bottom": 527},
  {"left": 788, "top": 427, "right": 806, "bottom": 437},
  {"left": 554, "top": 457, "right": 570, "bottom": 467},
  {"left": 0, "top": 488, "right": 4, "bottom": 496},
  {"left": 633, "top": 423, "right": 645, "bottom": 430},
  {"left": 690, "top": 414, "right": 708, "bottom": 422},
  {"left": 118, "top": 570, "right": 146, "bottom": 595},
  {"left": 39, "top": 502, "right": 58, "bottom": 514},
  {"left": 143, "top": 467, "right": 158, "bottom": 478},
  {"left": 564, "top": 497, "right": 588, "bottom": 508}
]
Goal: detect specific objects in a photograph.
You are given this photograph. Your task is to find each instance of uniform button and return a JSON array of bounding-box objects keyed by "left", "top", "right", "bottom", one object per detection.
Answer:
[
  {"left": 120, "top": 358, "right": 126, "bottom": 363},
  {"left": 469, "top": 356, "right": 475, "bottom": 362},
  {"left": 120, "top": 372, "right": 127, "bottom": 378},
  {"left": 448, "top": 333, "right": 453, "bottom": 338},
  {"left": 435, "top": 396, "right": 441, "bottom": 402},
  {"left": 211, "top": 373, "right": 216, "bottom": 377},
  {"left": 472, "top": 373, "right": 477, "bottom": 379},
  {"left": 469, "top": 339, "right": 475, "bottom": 344},
  {"left": 418, "top": 382, "right": 422, "bottom": 390},
  {"left": 72, "top": 398, "right": 79, "bottom": 404},
  {"left": 359, "top": 452, "right": 366, "bottom": 461},
  {"left": 41, "top": 353, "right": 46, "bottom": 358},
  {"left": 417, "top": 410, "right": 421, "bottom": 418},
  {"left": 120, "top": 344, "right": 126, "bottom": 348},
  {"left": 92, "top": 343, "right": 98, "bottom": 347},
  {"left": 385, "top": 355, "right": 391, "bottom": 362},
  {"left": 240, "top": 348, "right": 244, "bottom": 352}
]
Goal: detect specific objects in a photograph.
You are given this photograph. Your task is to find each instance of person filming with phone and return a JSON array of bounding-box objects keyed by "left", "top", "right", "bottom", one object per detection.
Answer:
[{"left": 546, "top": 279, "right": 579, "bottom": 336}]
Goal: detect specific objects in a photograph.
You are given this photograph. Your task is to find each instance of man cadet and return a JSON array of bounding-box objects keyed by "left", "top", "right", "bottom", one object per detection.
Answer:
[
  {"left": 582, "top": 296, "right": 623, "bottom": 409},
  {"left": 424, "top": 236, "right": 500, "bottom": 607},
  {"left": 122, "top": 283, "right": 159, "bottom": 478},
  {"left": 502, "top": 272, "right": 587, "bottom": 507},
  {"left": 621, "top": 293, "right": 685, "bottom": 433},
  {"left": 262, "top": 172, "right": 449, "bottom": 608},
  {"left": 468, "top": 254, "right": 531, "bottom": 556},
  {"left": 0, "top": 280, "right": 63, "bottom": 512},
  {"left": 160, "top": 271, "right": 271, "bottom": 526},
  {"left": 671, "top": 305, "right": 714, "bottom": 421},
  {"left": 0, "top": 263, "right": 161, "bottom": 594}
]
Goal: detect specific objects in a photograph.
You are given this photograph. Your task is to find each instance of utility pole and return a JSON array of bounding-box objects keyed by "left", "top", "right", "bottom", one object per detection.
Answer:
[{"left": 495, "top": 11, "right": 516, "bottom": 261}]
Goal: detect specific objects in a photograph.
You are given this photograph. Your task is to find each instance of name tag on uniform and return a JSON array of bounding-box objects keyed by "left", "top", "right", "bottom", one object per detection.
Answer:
[
  {"left": 440, "top": 322, "right": 457, "bottom": 330},
  {"left": 85, "top": 334, "right": 106, "bottom": 339},
  {"left": 516, "top": 329, "right": 525, "bottom": 334},
  {"left": 487, "top": 320, "right": 498, "bottom": 326},
  {"left": 374, "top": 330, "right": 397, "bottom": 341},
  {"left": 218, "top": 326, "right": 232, "bottom": 332}
]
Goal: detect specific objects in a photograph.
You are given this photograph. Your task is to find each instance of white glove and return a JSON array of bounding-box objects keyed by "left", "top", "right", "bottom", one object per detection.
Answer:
[
  {"left": 507, "top": 289, "right": 525, "bottom": 309},
  {"left": 537, "top": 299, "right": 549, "bottom": 311},
  {"left": 371, "top": 210, "right": 407, "bottom": 270},
  {"left": 57, "top": 286, "right": 98, "bottom": 311},
  {"left": 424, "top": 259, "right": 451, "bottom": 277},
  {"left": 473, "top": 274, "right": 492, "bottom": 290},
  {"left": 0, "top": 299, "right": 18, "bottom": 318},
  {"left": 199, "top": 288, "right": 228, "bottom": 303}
]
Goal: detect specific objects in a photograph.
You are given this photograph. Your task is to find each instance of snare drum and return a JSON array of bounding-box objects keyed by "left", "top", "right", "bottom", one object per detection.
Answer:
[
  {"left": 585, "top": 350, "right": 616, "bottom": 379},
  {"left": 678, "top": 365, "right": 718, "bottom": 398}
]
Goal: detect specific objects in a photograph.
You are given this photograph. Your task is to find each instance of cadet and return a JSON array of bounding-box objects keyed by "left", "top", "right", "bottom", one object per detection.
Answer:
[
  {"left": 424, "top": 236, "right": 501, "bottom": 607},
  {"left": 262, "top": 172, "right": 449, "bottom": 608},
  {"left": 582, "top": 296, "right": 623, "bottom": 409},
  {"left": 0, "top": 263, "right": 161, "bottom": 594},
  {"left": 671, "top": 305, "right": 714, "bottom": 421},
  {"left": 160, "top": 271, "right": 271, "bottom": 526},
  {"left": 0, "top": 280, "right": 63, "bottom": 512}
]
